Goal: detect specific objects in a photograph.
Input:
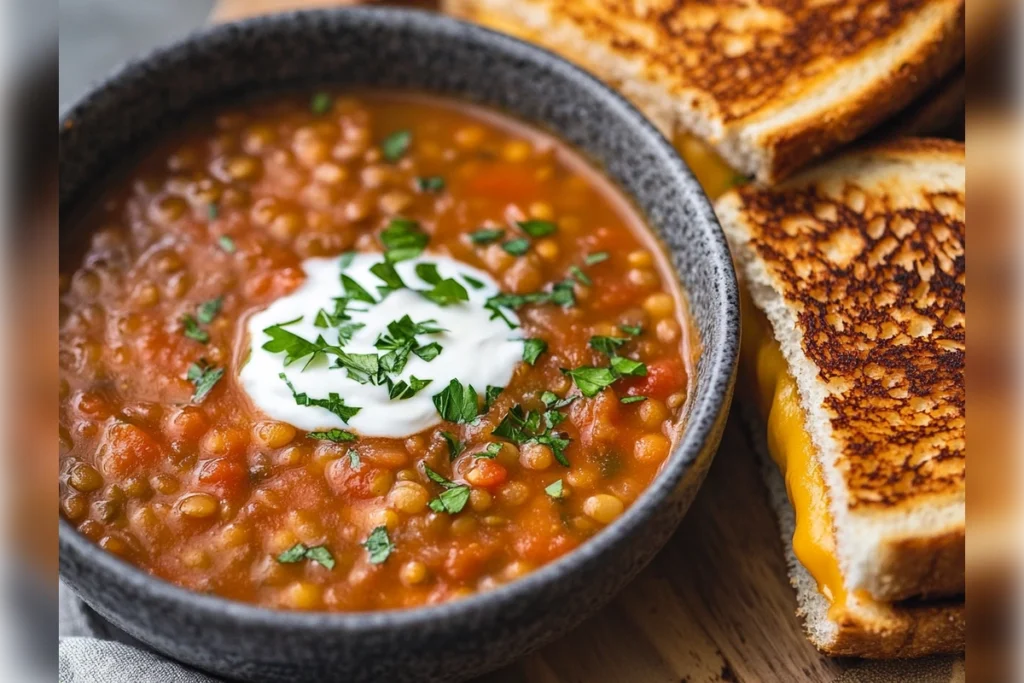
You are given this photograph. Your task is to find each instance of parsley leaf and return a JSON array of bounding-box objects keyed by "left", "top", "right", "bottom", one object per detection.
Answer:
[
  {"left": 585, "top": 251, "right": 609, "bottom": 265},
  {"left": 276, "top": 543, "right": 307, "bottom": 563},
  {"left": 304, "top": 546, "right": 336, "bottom": 570},
  {"left": 610, "top": 356, "right": 647, "bottom": 377},
  {"left": 262, "top": 319, "right": 337, "bottom": 367},
  {"left": 370, "top": 261, "right": 406, "bottom": 292},
  {"left": 421, "top": 278, "right": 469, "bottom": 306},
  {"left": 280, "top": 373, "right": 360, "bottom": 423},
  {"left": 440, "top": 431, "right": 464, "bottom": 460},
  {"left": 522, "top": 338, "right": 547, "bottom": 366},
  {"left": 415, "top": 262, "right": 441, "bottom": 285},
  {"left": 387, "top": 376, "right": 433, "bottom": 400},
  {"left": 493, "top": 403, "right": 572, "bottom": 467},
  {"left": 341, "top": 274, "right": 376, "bottom": 304},
  {"left": 544, "top": 479, "right": 565, "bottom": 499},
  {"left": 362, "top": 526, "right": 394, "bottom": 564},
  {"left": 310, "top": 92, "right": 333, "bottom": 115},
  {"left": 502, "top": 238, "right": 530, "bottom": 256},
  {"left": 381, "top": 130, "right": 411, "bottom": 162},
  {"left": 186, "top": 360, "right": 224, "bottom": 403},
  {"left": 484, "top": 279, "right": 576, "bottom": 326},
  {"left": 561, "top": 367, "right": 617, "bottom": 397},
  {"left": 217, "top": 235, "right": 235, "bottom": 253},
  {"left": 380, "top": 218, "right": 428, "bottom": 263},
  {"left": 416, "top": 176, "right": 445, "bottom": 192},
  {"left": 620, "top": 395, "right": 647, "bottom": 404},
  {"left": 423, "top": 465, "right": 471, "bottom": 514},
  {"left": 307, "top": 428, "right": 357, "bottom": 442},
  {"left": 484, "top": 385, "right": 504, "bottom": 412},
  {"left": 569, "top": 265, "right": 591, "bottom": 286},
  {"left": 517, "top": 220, "right": 557, "bottom": 237},
  {"left": 469, "top": 227, "right": 504, "bottom": 245},
  {"left": 620, "top": 324, "right": 643, "bottom": 337},
  {"left": 334, "top": 351, "right": 382, "bottom": 385},
  {"left": 196, "top": 297, "right": 223, "bottom": 325},
  {"left": 181, "top": 315, "right": 209, "bottom": 344},
  {"left": 338, "top": 251, "right": 356, "bottom": 270},
  {"left": 589, "top": 335, "right": 626, "bottom": 356},
  {"left": 478, "top": 442, "right": 503, "bottom": 459},
  {"left": 462, "top": 274, "right": 485, "bottom": 290},
  {"left": 414, "top": 342, "right": 442, "bottom": 361},
  {"left": 432, "top": 379, "right": 479, "bottom": 423}
]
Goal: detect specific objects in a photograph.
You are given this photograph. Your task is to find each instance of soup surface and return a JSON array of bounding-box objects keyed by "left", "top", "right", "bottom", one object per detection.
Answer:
[{"left": 59, "top": 93, "right": 694, "bottom": 611}]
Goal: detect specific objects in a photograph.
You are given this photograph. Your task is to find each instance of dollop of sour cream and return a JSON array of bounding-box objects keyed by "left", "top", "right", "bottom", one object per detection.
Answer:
[{"left": 240, "top": 253, "right": 523, "bottom": 438}]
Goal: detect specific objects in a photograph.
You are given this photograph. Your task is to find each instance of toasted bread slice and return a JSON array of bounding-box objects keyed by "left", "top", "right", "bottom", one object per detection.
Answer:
[
  {"left": 718, "top": 139, "right": 965, "bottom": 604},
  {"left": 445, "top": 0, "right": 965, "bottom": 183}
]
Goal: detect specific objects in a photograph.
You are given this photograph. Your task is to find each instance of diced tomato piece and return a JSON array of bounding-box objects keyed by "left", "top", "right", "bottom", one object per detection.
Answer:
[
  {"left": 101, "top": 421, "right": 163, "bottom": 478},
  {"left": 444, "top": 541, "right": 496, "bottom": 581},
  {"left": 324, "top": 459, "right": 385, "bottom": 499},
  {"left": 196, "top": 458, "right": 248, "bottom": 498},
  {"left": 464, "top": 459, "right": 507, "bottom": 488},
  {"left": 621, "top": 358, "right": 687, "bottom": 401},
  {"left": 514, "top": 499, "right": 579, "bottom": 563}
]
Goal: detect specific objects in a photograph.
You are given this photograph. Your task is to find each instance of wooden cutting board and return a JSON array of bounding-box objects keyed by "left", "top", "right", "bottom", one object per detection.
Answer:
[{"left": 208, "top": 3, "right": 963, "bottom": 680}]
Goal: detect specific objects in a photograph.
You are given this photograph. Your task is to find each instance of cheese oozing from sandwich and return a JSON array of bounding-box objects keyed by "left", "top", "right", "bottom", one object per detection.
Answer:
[{"left": 742, "top": 294, "right": 848, "bottom": 614}]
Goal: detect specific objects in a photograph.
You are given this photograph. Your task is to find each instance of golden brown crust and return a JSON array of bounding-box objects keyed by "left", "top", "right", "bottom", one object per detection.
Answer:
[
  {"left": 730, "top": 139, "right": 965, "bottom": 513},
  {"left": 449, "top": 0, "right": 965, "bottom": 181},
  {"left": 820, "top": 597, "right": 965, "bottom": 658}
]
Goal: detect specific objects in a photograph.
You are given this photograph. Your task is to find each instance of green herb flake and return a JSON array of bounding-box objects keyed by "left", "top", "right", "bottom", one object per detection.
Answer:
[
  {"left": 610, "top": 356, "right": 647, "bottom": 377},
  {"left": 280, "top": 373, "right": 361, "bottom": 423},
  {"left": 381, "top": 130, "right": 412, "bottom": 162},
  {"left": 186, "top": 360, "right": 224, "bottom": 403},
  {"left": 307, "top": 428, "right": 357, "bottom": 442},
  {"left": 416, "top": 176, "right": 445, "bottom": 192},
  {"left": 620, "top": 395, "right": 648, "bottom": 404},
  {"left": 341, "top": 274, "right": 376, "bottom": 304},
  {"left": 415, "top": 262, "right": 442, "bottom": 285},
  {"left": 380, "top": 218, "right": 428, "bottom": 263},
  {"left": 276, "top": 543, "right": 308, "bottom": 564},
  {"left": 561, "top": 366, "right": 617, "bottom": 398},
  {"left": 516, "top": 220, "right": 557, "bottom": 238},
  {"left": 217, "top": 235, "right": 236, "bottom": 253},
  {"left": 544, "top": 479, "right": 565, "bottom": 499},
  {"left": 207, "top": 203, "right": 220, "bottom": 221},
  {"left": 619, "top": 324, "right": 643, "bottom": 337},
  {"left": 362, "top": 526, "right": 394, "bottom": 564},
  {"left": 347, "top": 449, "right": 362, "bottom": 470},
  {"left": 462, "top": 274, "right": 486, "bottom": 290},
  {"left": 370, "top": 261, "right": 406, "bottom": 292},
  {"left": 589, "top": 335, "right": 626, "bottom": 356},
  {"left": 262, "top": 318, "right": 339, "bottom": 368},
  {"left": 196, "top": 297, "right": 223, "bottom": 325},
  {"left": 584, "top": 252, "right": 609, "bottom": 266},
  {"left": 310, "top": 92, "right": 333, "bottom": 115},
  {"left": 387, "top": 376, "right": 433, "bottom": 400},
  {"left": 414, "top": 342, "right": 443, "bottom": 362},
  {"left": 304, "top": 545, "right": 336, "bottom": 570},
  {"left": 483, "top": 385, "right": 504, "bottom": 412},
  {"left": 181, "top": 315, "right": 210, "bottom": 344},
  {"left": 569, "top": 265, "right": 592, "bottom": 286},
  {"left": 422, "top": 278, "right": 469, "bottom": 307},
  {"left": 432, "top": 379, "right": 480, "bottom": 424},
  {"left": 502, "top": 238, "right": 530, "bottom": 256},
  {"left": 338, "top": 251, "right": 356, "bottom": 270},
  {"left": 440, "top": 431, "right": 465, "bottom": 461},
  {"left": 522, "top": 338, "right": 547, "bottom": 366},
  {"left": 478, "top": 442, "right": 503, "bottom": 459},
  {"left": 469, "top": 227, "right": 505, "bottom": 245},
  {"left": 423, "top": 465, "right": 471, "bottom": 514}
]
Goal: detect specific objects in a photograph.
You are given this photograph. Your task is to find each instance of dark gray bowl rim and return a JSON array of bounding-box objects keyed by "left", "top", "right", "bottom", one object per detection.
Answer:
[{"left": 59, "top": 6, "right": 739, "bottom": 635}]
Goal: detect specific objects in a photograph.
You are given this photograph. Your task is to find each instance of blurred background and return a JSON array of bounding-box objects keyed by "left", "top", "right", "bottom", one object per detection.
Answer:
[{"left": 6, "top": 0, "right": 1019, "bottom": 680}]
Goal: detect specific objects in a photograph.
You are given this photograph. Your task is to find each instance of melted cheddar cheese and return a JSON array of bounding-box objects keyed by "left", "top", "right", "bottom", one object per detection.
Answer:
[{"left": 742, "top": 294, "right": 848, "bottom": 614}]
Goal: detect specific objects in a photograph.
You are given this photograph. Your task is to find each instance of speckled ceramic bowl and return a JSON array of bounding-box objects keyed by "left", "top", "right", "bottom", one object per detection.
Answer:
[{"left": 59, "top": 8, "right": 738, "bottom": 682}]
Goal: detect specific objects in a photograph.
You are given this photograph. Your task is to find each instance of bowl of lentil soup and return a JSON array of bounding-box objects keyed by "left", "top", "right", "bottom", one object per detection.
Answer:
[{"left": 59, "top": 7, "right": 738, "bottom": 683}]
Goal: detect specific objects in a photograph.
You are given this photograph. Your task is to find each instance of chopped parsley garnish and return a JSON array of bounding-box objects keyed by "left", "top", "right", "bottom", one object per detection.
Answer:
[
  {"left": 462, "top": 274, "right": 485, "bottom": 290},
  {"left": 307, "top": 428, "right": 357, "bottom": 442},
  {"left": 338, "top": 251, "right": 356, "bottom": 270},
  {"left": 373, "top": 316, "right": 444, "bottom": 377},
  {"left": 370, "top": 261, "right": 406, "bottom": 292},
  {"left": 347, "top": 449, "right": 362, "bottom": 470},
  {"left": 341, "top": 274, "right": 376, "bottom": 304},
  {"left": 517, "top": 220, "right": 557, "bottom": 237},
  {"left": 522, "top": 338, "right": 547, "bottom": 366},
  {"left": 424, "top": 465, "right": 471, "bottom": 514},
  {"left": 262, "top": 318, "right": 338, "bottom": 368},
  {"left": 416, "top": 176, "right": 445, "bottom": 192},
  {"left": 502, "top": 238, "right": 530, "bottom": 256},
  {"left": 561, "top": 367, "right": 617, "bottom": 398},
  {"left": 414, "top": 342, "right": 442, "bottom": 361},
  {"left": 380, "top": 218, "right": 428, "bottom": 263},
  {"left": 620, "top": 324, "right": 643, "bottom": 337},
  {"left": 569, "top": 265, "right": 591, "bottom": 286},
  {"left": 217, "top": 235, "right": 235, "bottom": 253},
  {"left": 585, "top": 252, "right": 609, "bottom": 266},
  {"left": 421, "top": 278, "right": 469, "bottom": 306},
  {"left": 362, "top": 526, "right": 394, "bottom": 564},
  {"left": 589, "top": 335, "right": 626, "bottom": 355},
  {"left": 310, "top": 92, "right": 333, "bottom": 115},
  {"left": 610, "top": 356, "right": 647, "bottom": 377},
  {"left": 493, "top": 402, "right": 572, "bottom": 467},
  {"left": 277, "top": 542, "right": 336, "bottom": 570},
  {"left": 620, "top": 395, "right": 647, "bottom": 404},
  {"left": 207, "top": 203, "right": 220, "bottom": 221},
  {"left": 186, "top": 360, "right": 224, "bottom": 403},
  {"left": 432, "top": 379, "right": 479, "bottom": 423},
  {"left": 484, "top": 279, "right": 576, "bottom": 328},
  {"left": 415, "top": 262, "right": 441, "bottom": 285},
  {"left": 381, "top": 130, "right": 411, "bottom": 162},
  {"left": 484, "top": 385, "right": 504, "bottom": 412},
  {"left": 544, "top": 479, "right": 565, "bottom": 499},
  {"left": 478, "top": 442, "right": 503, "bottom": 459},
  {"left": 196, "top": 297, "right": 223, "bottom": 325},
  {"left": 334, "top": 351, "right": 382, "bottom": 385},
  {"left": 440, "top": 431, "right": 465, "bottom": 461},
  {"left": 387, "top": 376, "right": 432, "bottom": 400},
  {"left": 469, "top": 227, "right": 505, "bottom": 245},
  {"left": 280, "top": 373, "right": 360, "bottom": 423},
  {"left": 181, "top": 315, "right": 209, "bottom": 344}
]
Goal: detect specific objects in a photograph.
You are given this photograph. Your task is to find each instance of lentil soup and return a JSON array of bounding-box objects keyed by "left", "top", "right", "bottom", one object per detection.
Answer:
[{"left": 59, "top": 92, "right": 696, "bottom": 611}]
